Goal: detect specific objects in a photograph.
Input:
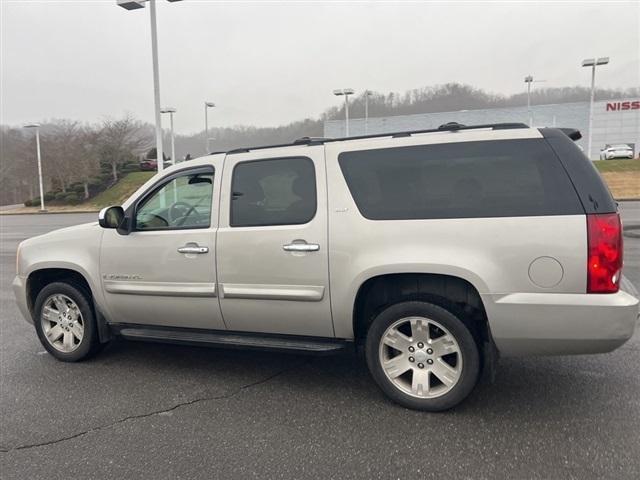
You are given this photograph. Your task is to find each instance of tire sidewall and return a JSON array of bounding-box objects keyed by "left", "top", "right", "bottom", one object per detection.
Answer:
[
  {"left": 365, "top": 301, "right": 480, "bottom": 411},
  {"left": 33, "top": 282, "right": 97, "bottom": 362}
]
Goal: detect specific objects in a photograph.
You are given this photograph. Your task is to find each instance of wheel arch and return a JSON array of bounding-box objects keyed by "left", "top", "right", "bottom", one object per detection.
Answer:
[
  {"left": 26, "top": 266, "right": 112, "bottom": 343},
  {"left": 26, "top": 267, "right": 93, "bottom": 315},
  {"left": 351, "top": 272, "right": 494, "bottom": 360}
]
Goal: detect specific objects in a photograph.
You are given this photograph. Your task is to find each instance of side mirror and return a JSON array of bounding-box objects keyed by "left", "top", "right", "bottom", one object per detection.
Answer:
[{"left": 99, "top": 206, "right": 125, "bottom": 229}]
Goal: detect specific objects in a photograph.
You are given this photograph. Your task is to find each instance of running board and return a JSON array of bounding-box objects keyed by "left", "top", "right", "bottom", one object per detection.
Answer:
[{"left": 113, "top": 325, "right": 350, "bottom": 355}]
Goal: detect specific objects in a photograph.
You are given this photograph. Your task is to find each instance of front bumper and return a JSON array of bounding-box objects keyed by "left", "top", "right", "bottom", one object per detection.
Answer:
[
  {"left": 483, "top": 280, "right": 639, "bottom": 356},
  {"left": 12, "top": 275, "right": 33, "bottom": 325}
]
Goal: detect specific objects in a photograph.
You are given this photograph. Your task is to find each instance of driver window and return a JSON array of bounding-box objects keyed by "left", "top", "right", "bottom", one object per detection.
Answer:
[{"left": 135, "top": 171, "right": 214, "bottom": 230}]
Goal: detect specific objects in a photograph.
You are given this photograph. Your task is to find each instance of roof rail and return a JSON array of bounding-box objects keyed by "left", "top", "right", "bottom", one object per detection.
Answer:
[
  {"left": 224, "top": 122, "right": 530, "bottom": 155},
  {"left": 328, "top": 122, "right": 529, "bottom": 143}
]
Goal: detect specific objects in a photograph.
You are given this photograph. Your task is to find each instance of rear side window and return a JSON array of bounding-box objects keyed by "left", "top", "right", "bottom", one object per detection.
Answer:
[
  {"left": 231, "top": 157, "right": 317, "bottom": 227},
  {"left": 338, "top": 139, "right": 583, "bottom": 220}
]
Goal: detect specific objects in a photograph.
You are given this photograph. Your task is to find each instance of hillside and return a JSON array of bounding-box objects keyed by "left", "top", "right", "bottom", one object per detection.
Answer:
[{"left": 86, "top": 171, "right": 155, "bottom": 208}]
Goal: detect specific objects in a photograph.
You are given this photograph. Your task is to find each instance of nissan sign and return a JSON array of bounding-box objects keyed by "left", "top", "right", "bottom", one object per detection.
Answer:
[{"left": 606, "top": 100, "right": 640, "bottom": 111}]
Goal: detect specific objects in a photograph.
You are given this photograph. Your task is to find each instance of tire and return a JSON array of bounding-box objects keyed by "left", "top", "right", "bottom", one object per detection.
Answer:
[
  {"left": 33, "top": 281, "right": 102, "bottom": 362},
  {"left": 365, "top": 301, "right": 480, "bottom": 411}
]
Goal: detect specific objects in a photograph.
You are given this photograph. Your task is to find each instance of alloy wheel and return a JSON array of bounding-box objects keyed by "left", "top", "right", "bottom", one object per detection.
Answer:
[
  {"left": 40, "top": 294, "right": 84, "bottom": 353},
  {"left": 379, "top": 316, "right": 463, "bottom": 398}
]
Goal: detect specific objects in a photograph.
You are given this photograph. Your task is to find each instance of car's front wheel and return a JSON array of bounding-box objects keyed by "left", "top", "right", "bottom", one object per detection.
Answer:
[
  {"left": 33, "top": 281, "right": 102, "bottom": 362},
  {"left": 365, "top": 301, "right": 480, "bottom": 411}
]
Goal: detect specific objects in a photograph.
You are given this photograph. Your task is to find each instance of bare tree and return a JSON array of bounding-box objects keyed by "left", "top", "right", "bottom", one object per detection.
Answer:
[
  {"left": 0, "top": 127, "right": 36, "bottom": 204},
  {"left": 40, "top": 120, "right": 85, "bottom": 193},
  {"left": 98, "top": 115, "right": 152, "bottom": 183},
  {"left": 77, "top": 127, "right": 101, "bottom": 199}
]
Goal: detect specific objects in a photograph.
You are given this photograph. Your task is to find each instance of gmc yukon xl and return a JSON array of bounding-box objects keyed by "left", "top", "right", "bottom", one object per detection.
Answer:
[{"left": 13, "top": 122, "right": 639, "bottom": 411}]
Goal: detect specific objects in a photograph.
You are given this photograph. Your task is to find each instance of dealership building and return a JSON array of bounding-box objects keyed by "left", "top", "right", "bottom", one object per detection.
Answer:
[{"left": 324, "top": 97, "right": 640, "bottom": 159}]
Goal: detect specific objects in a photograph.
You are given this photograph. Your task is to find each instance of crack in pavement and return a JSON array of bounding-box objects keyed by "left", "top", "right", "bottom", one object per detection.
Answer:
[{"left": 0, "top": 360, "right": 311, "bottom": 453}]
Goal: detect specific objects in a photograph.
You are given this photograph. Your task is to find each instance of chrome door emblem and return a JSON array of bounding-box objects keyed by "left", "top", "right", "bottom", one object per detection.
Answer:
[{"left": 103, "top": 274, "right": 142, "bottom": 281}]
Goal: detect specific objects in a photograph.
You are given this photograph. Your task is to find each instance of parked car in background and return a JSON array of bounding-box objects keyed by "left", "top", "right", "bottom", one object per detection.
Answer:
[
  {"left": 599, "top": 144, "right": 634, "bottom": 160},
  {"left": 139, "top": 159, "right": 174, "bottom": 171},
  {"left": 139, "top": 159, "right": 158, "bottom": 171},
  {"left": 13, "top": 123, "right": 639, "bottom": 411}
]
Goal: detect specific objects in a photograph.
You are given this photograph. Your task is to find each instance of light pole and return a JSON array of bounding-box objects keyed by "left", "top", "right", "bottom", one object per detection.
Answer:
[
  {"left": 582, "top": 57, "right": 609, "bottom": 160},
  {"left": 117, "top": 0, "right": 183, "bottom": 172},
  {"left": 333, "top": 88, "right": 355, "bottom": 136},
  {"left": 23, "top": 123, "right": 46, "bottom": 212},
  {"left": 364, "top": 90, "right": 372, "bottom": 134},
  {"left": 524, "top": 75, "right": 533, "bottom": 126},
  {"left": 161, "top": 107, "right": 176, "bottom": 163},
  {"left": 204, "top": 101, "right": 215, "bottom": 153}
]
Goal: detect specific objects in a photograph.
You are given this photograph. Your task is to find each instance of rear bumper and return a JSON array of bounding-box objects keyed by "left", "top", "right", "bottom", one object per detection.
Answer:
[
  {"left": 483, "top": 281, "right": 639, "bottom": 356},
  {"left": 12, "top": 275, "right": 33, "bottom": 325}
]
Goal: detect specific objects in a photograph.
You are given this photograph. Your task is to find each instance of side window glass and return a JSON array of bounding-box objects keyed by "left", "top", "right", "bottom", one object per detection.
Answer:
[
  {"left": 136, "top": 171, "right": 214, "bottom": 230},
  {"left": 231, "top": 157, "right": 316, "bottom": 227},
  {"left": 338, "top": 140, "right": 583, "bottom": 220}
]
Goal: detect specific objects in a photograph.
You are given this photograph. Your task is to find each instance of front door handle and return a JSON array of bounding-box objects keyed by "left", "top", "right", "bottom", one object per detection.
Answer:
[
  {"left": 178, "top": 243, "right": 209, "bottom": 254},
  {"left": 283, "top": 242, "right": 320, "bottom": 252}
]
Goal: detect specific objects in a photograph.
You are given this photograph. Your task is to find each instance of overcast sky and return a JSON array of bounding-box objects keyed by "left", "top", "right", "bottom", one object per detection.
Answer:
[{"left": 1, "top": 1, "right": 639, "bottom": 134}]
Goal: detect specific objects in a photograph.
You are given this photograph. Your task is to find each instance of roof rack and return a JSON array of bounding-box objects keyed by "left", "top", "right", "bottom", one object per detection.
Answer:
[{"left": 223, "top": 122, "right": 530, "bottom": 155}]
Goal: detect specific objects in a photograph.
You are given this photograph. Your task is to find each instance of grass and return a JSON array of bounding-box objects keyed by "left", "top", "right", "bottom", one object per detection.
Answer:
[
  {"left": 593, "top": 158, "right": 640, "bottom": 173},
  {"left": 86, "top": 171, "right": 155, "bottom": 208},
  {"left": 593, "top": 159, "right": 640, "bottom": 199}
]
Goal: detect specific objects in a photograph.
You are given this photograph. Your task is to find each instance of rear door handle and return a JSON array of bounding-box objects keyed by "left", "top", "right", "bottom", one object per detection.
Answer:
[
  {"left": 283, "top": 242, "right": 320, "bottom": 252},
  {"left": 178, "top": 244, "right": 209, "bottom": 254}
]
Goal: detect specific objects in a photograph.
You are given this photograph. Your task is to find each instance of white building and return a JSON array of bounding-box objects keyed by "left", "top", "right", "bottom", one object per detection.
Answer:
[{"left": 324, "top": 98, "right": 640, "bottom": 159}]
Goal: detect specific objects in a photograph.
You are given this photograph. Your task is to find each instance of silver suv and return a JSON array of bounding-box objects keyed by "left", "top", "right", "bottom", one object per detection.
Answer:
[{"left": 13, "top": 123, "right": 639, "bottom": 411}]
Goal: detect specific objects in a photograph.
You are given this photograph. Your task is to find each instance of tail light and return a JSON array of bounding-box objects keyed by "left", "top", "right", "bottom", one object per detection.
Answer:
[{"left": 587, "top": 213, "right": 623, "bottom": 293}]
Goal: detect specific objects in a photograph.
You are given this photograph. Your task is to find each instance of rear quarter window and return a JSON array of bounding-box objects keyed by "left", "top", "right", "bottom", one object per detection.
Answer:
[{"left": 338, "top": 139, "right": 584, "bottom": 220}]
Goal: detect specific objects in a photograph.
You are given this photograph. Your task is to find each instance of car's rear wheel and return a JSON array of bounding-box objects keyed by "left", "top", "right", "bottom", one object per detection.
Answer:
[
  {"left": 365, "top": 301, "right": 480, "bottom": 411},
  {"left": 34, "top": 282, "right": 101, "bottom": 362}
]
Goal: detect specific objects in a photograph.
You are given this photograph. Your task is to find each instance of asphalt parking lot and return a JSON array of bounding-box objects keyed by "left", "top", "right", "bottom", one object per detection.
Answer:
[{"left": 1, "top": 205, "right": 639, "bottom": 480}]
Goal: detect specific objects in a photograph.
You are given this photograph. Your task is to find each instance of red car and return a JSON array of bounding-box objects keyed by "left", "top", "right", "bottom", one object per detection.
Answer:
[{"left": 139, "top": 160, "right": 173, "bottom": 171}]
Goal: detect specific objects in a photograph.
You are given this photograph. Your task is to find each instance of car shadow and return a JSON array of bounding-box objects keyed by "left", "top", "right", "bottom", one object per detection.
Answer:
[{"left": 93, "top": 336, "right": 638, "bottom": 418}]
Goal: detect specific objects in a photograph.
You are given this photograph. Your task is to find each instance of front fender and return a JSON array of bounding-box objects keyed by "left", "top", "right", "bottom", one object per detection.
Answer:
[{"left": 18, "top": 224, "right": 107, "bottom": 316}]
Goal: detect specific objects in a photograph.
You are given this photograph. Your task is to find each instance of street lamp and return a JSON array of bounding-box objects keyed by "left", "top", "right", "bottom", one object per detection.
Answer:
[
  {"left": 22, "top": 123, "right": 46, "bottom": 212},
  {"left": 204, "top": 101, "right": 215, "bottom": 153},
  {"left": 524, "top": 75, "right": 533, "bottom": 126},
  {"left": 160, "top": 107, "right": 177, "bottom": 164},
  {"left": 582, "top": 56, "right": 610, "bottom": 159},
  {"left": 364, "top": 90, "right": 373, "bottom": 134},
  {"left": 333, "top": 88, "right": 355, "bottom": 136},
  {"left": 117, "top": 0, "right": 183, "bottom": 172}
]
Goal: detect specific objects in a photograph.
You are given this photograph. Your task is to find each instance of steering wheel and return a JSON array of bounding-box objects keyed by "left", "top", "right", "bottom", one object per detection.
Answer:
[{"left": 168, "top": 201, "right": 197, "bottom": 225}]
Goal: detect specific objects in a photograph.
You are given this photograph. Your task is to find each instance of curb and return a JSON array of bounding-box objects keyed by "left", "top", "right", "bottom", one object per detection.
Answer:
[{"left": 0, "top": 209, "right": 100, "bottom": 216}]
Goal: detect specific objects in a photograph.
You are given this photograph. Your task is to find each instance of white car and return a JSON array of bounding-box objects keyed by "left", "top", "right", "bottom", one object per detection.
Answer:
[{"left": 599, "top": 144, "right": 634, "bottom": 160}]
